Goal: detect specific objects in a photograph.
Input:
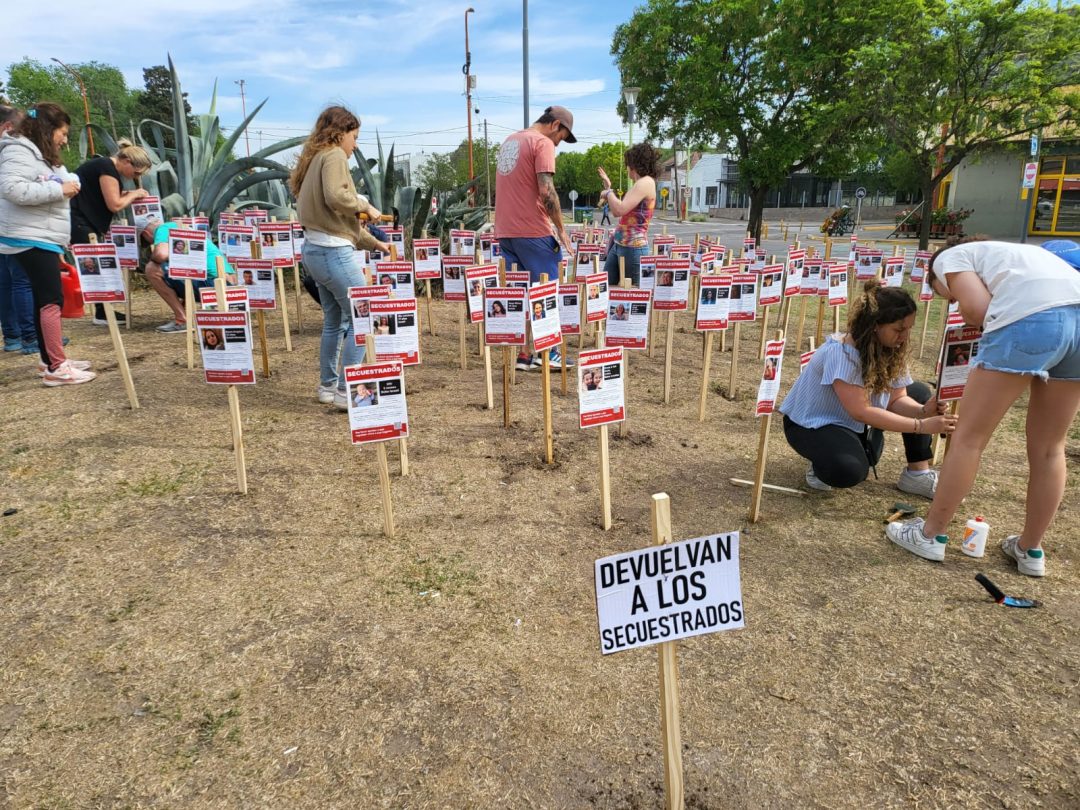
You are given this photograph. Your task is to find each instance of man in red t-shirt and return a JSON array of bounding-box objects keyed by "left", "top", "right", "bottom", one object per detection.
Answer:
[{"left": 495, "top": 105, "right": 576, "bottom": 369}]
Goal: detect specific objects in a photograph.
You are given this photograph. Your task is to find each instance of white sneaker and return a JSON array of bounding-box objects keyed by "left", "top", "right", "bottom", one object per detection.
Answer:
[
  {"left": 38, "top": 359, "right": 92, "bottom": 376},
  {"left": 1001, "top": 534, "right": 1046, "bottom": 577},
  {"left": 42, "top": 360, "right": 96, "bottom": 387},
  {"left": 886, "top": 517, "right": 947, "bottom": 562},
  {"left": 805, "top": 465, "right": 833, "bottom": 491},
  {"left": 317, "top": 384, "right": 336, "bottom": 404},
  {"left": 898, "top": 468, "right": 938, "bottom": 499},
  {"left": 333, "top": 390, "right": 349, "bottom": 411}
]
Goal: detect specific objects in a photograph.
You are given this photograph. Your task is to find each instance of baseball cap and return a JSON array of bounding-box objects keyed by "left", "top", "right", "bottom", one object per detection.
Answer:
[
  {"left": 546, "top": 105, "right": 577, "bottom": 143},
  {"left": 1041, "top": 239, "right": 1080, "bottom": 270}
]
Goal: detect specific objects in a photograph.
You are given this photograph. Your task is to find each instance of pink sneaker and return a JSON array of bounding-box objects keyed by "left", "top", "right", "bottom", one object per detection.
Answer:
[
  {"left": 42, "top": 361, "right": 96, "bottom": 386},
  {"left": 38, "top": 359, "right": 92, "bottom": 377}
]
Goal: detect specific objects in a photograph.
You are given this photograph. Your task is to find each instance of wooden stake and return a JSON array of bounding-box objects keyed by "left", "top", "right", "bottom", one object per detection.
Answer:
[
  {"left": 184, "top": 279, "right": 195, "bottom": 369},
  {"left": 459, "top": 304, "right": 468, "bottom": 370},
  {"left": 482, "top": 323, "right": 494, "bottom": 410},
  {"left": 698, "top": 331, "right": 714, "bottom": 422},
  {"left": 375, "top": 442, "right": 395, "bottom": 538},
  {"left": 729, "top": 478, "right": 805, "bottom": 496},
  {"left": 648, "top": 306, "right": 657, "bottom": 358},
  {"left": 293, "top": 262, "right": 303, "bottom": 335},
  {"left": 749, "top": 329, "right": 784, "bottom": 523},
  {"left": 503, "top": 346, "right": 512, "bottom": 428},
  {"left": 727, "top": 322, "right": 741, "bottom": 400},
  {"left": 597, "top": 328, "right": 612, "bottom": 529},
  {"left": 275, "top": 267, "right": 293, "bottom": 352},
  {"left": 618, "top": 278, "right": 631, "bottom": 439},
  {"left": 663, "top": 312, "right": 675, "bottom": 404},
  {"left": 795, "top": 297, "right": 808, "bottom": 354},
  {"left": 814, "top": 297, "right": 826, "bottom": 347},
  {"left": 918, "top": 299, "right": 932, "bottom": 359},
  {"left": 540, "top": 272, "right": 555, "bottom": 463},
  {"left": 256, "top": 311, "right": 271, "bottom": 378},
  {"left": 364, "top": 333, "right": 409, "bottom": 476},
  {"left": 104, "top": 303, "right": 139, "bottom": 409},
  {"left": 122, "top": 267, "right": 132, "bottom": 329},
  {"left": 425, "top": 279, "right": 435, "bottom": 335},
  {"left": 227, "top": 385, "right": 248, "bottom": 494},
  {"left": 651, "top": 493, "right": 684, "bottom": 810}
]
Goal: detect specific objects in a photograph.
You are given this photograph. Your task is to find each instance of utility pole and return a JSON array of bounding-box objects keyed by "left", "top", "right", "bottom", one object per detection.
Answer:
[
  {"left": 235, "top": 79, "right": 250, "bottom": 157},
  {"left": 51, "top": 57, "right": 94, "bottom": 155},
  {"left": 464, "top": 7, "right": 476, "bottom": 203},
  {"left": 484, "top": 118, "right": 491, "bottom": 209},
  {"left": 522, "top": 0, "right": 530, "bottom": 128}
]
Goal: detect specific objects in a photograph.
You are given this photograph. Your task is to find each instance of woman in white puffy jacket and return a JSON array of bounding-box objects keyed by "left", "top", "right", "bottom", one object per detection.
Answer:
[{"left": 0, "top": 102, "right": 94, "bottom": 385}]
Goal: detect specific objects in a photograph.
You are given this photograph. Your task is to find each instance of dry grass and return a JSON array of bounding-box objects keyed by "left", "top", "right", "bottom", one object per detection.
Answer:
[{"left": 1, "top": 284, "right": 1077, "bottom": 809}]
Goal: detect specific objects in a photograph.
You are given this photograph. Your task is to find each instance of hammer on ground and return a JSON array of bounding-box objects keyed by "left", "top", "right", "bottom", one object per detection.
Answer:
[{"left": 884, "top": 501, "right": 916, "bottom": 523}]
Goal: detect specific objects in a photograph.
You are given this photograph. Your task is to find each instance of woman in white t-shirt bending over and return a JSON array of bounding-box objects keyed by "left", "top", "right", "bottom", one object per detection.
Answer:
[{"left": 887, "top": 238, "right": 1080, "bottom": 576}]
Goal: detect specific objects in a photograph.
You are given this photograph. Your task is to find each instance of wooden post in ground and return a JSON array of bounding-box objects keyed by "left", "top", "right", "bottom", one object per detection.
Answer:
[
  {"left": 597, "top": 327, "right": 612, "bottom": 529},
  {"left": 289, "top": 213, "right": 303, "bottom": 334},
  {"left": 123, "top": 267, "right": 132, "bottom": 329},
  {"left": 651, "top": 493, "right": 684, "bottom": 810},
  {"left": 85, "top": 235, "right": 139, "bottom": 409},
  {"left": 618, "top": 278, "right": 632, "bottom": 439},
  {"left": 663, "top": 311, "right": 675, "bottom": 404},
  {"left": 248, "top": 240, "right": 272, "bottom": 378},
  {"left": 213, "top": 271, "right": 248, "bottom": 495},
  {"left": 918, "top": 299, "right": 933, "bottom": 359},
  {"left": 375, "top": 440, "right": 395, "bottom": 538},
  {"left": 275, "top": 264, "right": 293, "bottom": 352},
  {"left": 459, "top": 303, "right": 468, "bottom": 370},
  {"left": 698, "top": 331, "right": 714, "bottom": 421},
  {"left": 727, "top": 322, "right": 741, "bottom": 400},
  {"left": 184, "top": 279, "right": 195, "bottom": 369},
  {"left": 749, "top": 329, "right": 784, "bottom": 523},
  {"left": 365, "top": 333, "right": 409, "bottom": 476},
  {"left": 540, "top": 272, "right": 555, "bottom": 464}
]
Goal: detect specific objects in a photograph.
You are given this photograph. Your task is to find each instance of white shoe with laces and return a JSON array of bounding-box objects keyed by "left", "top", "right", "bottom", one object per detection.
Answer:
[
  {"left": 805, "top": 465, "right": 833, "bottom": 491},
  {"left": 1001, "top": 534, "right": 1046, "bottom": 577},
  {"left": 317, "top": 385, "right": 336, "bottom": 404},
  {"left": 886, "top": 517, "right": 948, "bottom": 562},
  {"left": 42, "top": 361, "right": 96, "bottom": 387},
  {"left": 38, "top": 359, "right": 92, "bottom": 377},
  {"left": 898, "top": 468, "right": 938, "bottom": 499}
]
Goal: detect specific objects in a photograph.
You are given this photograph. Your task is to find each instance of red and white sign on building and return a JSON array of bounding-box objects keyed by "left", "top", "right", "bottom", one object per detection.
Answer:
[
  {"left": 606, "top": 288, "right": 652, "bottom": 350},
  {"left": 755, "top": 337, "right": 786, "bottom": 416},
  {"left": 194, "top": 311, "right": 255, "bottom": 384},
  {"left": 343, "top": 361, "right": 408, "bottom": 444},
  {"left": 578, "top": 347, "right": 625, "bottom": 428},
  {"left": 70, "top": 243, "right": 126, "bottom": 303}
]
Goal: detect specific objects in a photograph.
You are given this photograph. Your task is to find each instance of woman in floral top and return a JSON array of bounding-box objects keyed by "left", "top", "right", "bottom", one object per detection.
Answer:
[{"left": 598, "top": 143, "right": 660, "bottom": 285}]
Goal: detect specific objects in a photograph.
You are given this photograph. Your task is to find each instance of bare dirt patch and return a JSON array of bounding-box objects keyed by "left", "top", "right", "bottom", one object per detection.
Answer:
[{"left": 1, "top": 288, "right": 1077, "bottom": 808}]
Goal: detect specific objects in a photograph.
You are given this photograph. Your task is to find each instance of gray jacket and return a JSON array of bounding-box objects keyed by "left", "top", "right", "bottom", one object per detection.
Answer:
[{"left": 0, "top": 135, "right": 72, "bottom": 247}]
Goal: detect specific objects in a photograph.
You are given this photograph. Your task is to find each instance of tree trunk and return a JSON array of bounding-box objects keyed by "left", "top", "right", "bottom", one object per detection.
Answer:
[
  {"left": 918, "top": 177, "right": 937, "bottom": 250},
  {"left": 746, "top": 185, "right": 769, "bottom": 243}
]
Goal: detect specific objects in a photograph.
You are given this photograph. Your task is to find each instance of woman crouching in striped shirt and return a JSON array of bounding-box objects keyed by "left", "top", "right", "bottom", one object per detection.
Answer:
[{"left": 779, "top": 281, "right": 958, "bottom": 496}]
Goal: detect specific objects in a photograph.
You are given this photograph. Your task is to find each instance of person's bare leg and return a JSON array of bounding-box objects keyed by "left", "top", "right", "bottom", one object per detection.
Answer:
[
  {"left": 922, "top": 367, "right": 1030, "bottom": 537},
  {"left": 145, "top": 261, "right": 186, "bottom": 322},
  {"left": 1017, "top": 378, "right": 1080, "bottom": 550}
]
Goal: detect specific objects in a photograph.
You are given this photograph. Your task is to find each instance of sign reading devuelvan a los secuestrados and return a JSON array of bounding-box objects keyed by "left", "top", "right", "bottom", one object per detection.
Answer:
[{"left": 595, "top": 532, "right": 744, "bottom": 655}]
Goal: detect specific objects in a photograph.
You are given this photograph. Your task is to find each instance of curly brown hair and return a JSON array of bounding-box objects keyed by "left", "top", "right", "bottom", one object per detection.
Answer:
[
  {"left": 847, "top": 280, "right": 917, "bottom": 395},
  {"left": 624, "top": 142, "right": 661, "bottom": 179},
  {"left": 19, "top": 102, "right": 70, "bottom": 167},
  {"left": 289, "top": 106, "right": 361, "bottom": 196}
]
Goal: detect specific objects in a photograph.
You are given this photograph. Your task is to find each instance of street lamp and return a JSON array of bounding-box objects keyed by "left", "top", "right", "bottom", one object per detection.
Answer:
[
  {"left": 51, "top": 57, "right": 94, "bottom": 155},
  {"left": 235, "top": 79, "right": 250, "bottom": 157},
  {"left": 464, "top": 7, "right": 476, "bottom": 202},
  {"left": 674, "top": 142, "right": 687, "bottom": 220},
  {"left": 622, "top": 86, "right": 640, "bottom": 149}
]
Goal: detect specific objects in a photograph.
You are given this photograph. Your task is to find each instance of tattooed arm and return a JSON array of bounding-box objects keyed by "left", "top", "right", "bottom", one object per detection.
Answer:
[{"left": 537, "top": 171, "right": 571, "bottom": 252}]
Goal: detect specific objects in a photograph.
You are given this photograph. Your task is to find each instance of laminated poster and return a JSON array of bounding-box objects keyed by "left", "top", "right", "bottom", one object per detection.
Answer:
[
  {"left": 234, "top": 259, "right": 276, "bottom": 309},
  {"left": 653, "top": 234, "right": 675, "bottom": 256},
  {"left": 558, "top": 284, "right": 581, "bottom": 335},
  {"left": 131, "top": 196, "right": 163, "bottom": 231},
  {"left": 575, "top": 243, "right": 603, "bottom": 280},
  {"left": 578, "top": 347, "right": 625, "bottom": 428},
  {"left": 220, "top": 225, "right": 256, "bottom": 261},
  {"left": 784, "top": 249, "right": 806, "bottom": 297},
  {"left": 529, "top": 281, "right": 563, "bottom": 352},
  {"left": 483, "top": 287, "right": 527, "bottom": 346},
  {"left": 256, "top": 222, "right": 294, "bottom": 267},
  {"left": 828, "top": 263, "right": 849, "bottom": 307},
  {"left": 465, "top": 264, "right": 499, "bottom": 324},
  {"left": 413, "top": 238, "right": 442, "bottom": 280},
  {"left": 757, "top": 265, "right": 784, "bottom": 307},
  {"left": 167, "top": 229, "right": 208, "bottom": 279},
  {"left": 70, "top": 243, "right": 125, "bottom": 304},
  {"left": 696, "top": 275, "right": 731, "bottom": 331},
  {"left": 653, "top": 257, "right": 690, "bottom": 311},
  {"left": 449, "top": 229, "right": 476, "bottom": 257},
  {"left": 606, "top": 288, "right": 651, "bottom": 350},
  {"left": 349, "top": 285, "right": 392, "bottom": 344},
  {"left": 374, "top": 261, "right": 415, "bottom": 300},
  {"left": 108, "top": 225, "right": 139, "bottom": 268},
  {"left": 937, "top": 324, "right": 982, "bottom": 401},
  {"left": 802, "top": 260, "right": 823, "bottom": 297},
  {"left": 199, "top": 286, "right": 250, "bottom": 313},
  {"left": 194, "top": 310, "right": 255, "bottom": 384},
  {"left": 728, "top": 273, "right": 758, "bottom": 322},
  {"left": 639, "top": 255, "right": 658, "bottom": 292},
  {"left": 441, "top": 256, "right": 471, "bottom": 301},
  {"left": 504, "top": 270, "right": 531, "bottom": 289},
  {"left": 910, "top": 250, "right": 932, "bottom": 283},
  {"left": 584, "top": 272, "right": 609, "bottom": 323},
  {"left": 755, "top": 337, "right": 786, "bottom": 416},
  {"left": 369, "top": 299, "right": 420, "bottom": 365},
  {"left": 344, "top": 361, "right": 408, "bottom": 444},
  {"left": 883, "top": 257, "right": 905, "bottom": 288}
]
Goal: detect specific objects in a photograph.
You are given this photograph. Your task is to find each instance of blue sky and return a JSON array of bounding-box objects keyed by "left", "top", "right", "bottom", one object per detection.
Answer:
[{"left": 2, "top": 0, "right": 643, "bottom": 163}]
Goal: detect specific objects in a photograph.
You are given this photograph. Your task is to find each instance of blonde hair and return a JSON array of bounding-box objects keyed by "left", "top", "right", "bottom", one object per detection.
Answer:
[
  {"left": 847, "top": 280, "right": 917, "bottom": 395},
  {"left": 114, "top": 138, "right": 151, "bottom": 171},
  {"left": 289, "top": 106, "right": 361, "bottom": 196}
]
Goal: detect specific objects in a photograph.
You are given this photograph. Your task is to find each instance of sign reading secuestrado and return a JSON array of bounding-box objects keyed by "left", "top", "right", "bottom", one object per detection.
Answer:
[{"left": 595, "top": 532, "right": 744, "bottom": 654}]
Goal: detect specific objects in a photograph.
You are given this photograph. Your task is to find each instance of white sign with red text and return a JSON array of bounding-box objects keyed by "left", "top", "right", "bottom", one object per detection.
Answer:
[
  {"left": 108, "top": 225, "right": 139, "bottom": 268},
  {"left": 483, "top": 287, "right": 527, "bottom": 346},
  {"left": 234, "top": 258, "right": 276, "bottom": 309},
  {"left": 195, "top": 311, "right": 255, "bottom": 384},
  {"left": 579, "top": 347, "right": 625, "bottom": 428},
  {"left": 413, "top": 238, "right": 442, "bottom": 280},
  {"left": 374, "top": 261, "right": 415, "bottom": 300},
  {"left": 529, "top": 281, "right": 562, "bottom": 351},
  {"left": 441, "top": 256, "right": 470, "bottom": 301},
  {"left": 70, "top": 243, "right": 126, "bottom": 304},
  {"left": 369, "top": 299, "right": 420, "bottom": 365},
  {"left": 606, "top": 288, "right": 651, "bottom": 350},
  {"left": 348, "top": 285, "right": 392, "bottom": 343},
  {"left": 559, "top": 284, "right": 581, "bottom": 336},
  {"left": 696, "top": 275, "right": 731, "bottom": 331},
  {"left": 653, "top": 257, "right": 690, "bottom": 311},
  {"left": 344, "top": 361, "right": 408, "bottom": 444},
  {"left": 756, "top": 337, "right": 786, "bottom": 416},
  {"left": 465, "top": 264, "right": 499, "bottom": 324},
  {"left": 584, "top": 272, "right": 609, "bottom": 323},
  {"left": 729, "top": 273, "right": 758, "bottom": 321},
  {"left": 167, "top": 229, "right": 208, "bottom": 279},
  {"left": 199, "top": 287, "right": 249, "bottom": 313}
]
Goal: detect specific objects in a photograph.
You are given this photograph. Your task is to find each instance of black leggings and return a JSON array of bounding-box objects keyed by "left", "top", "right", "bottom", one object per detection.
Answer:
[
  {"left": 13, "top": 248, "right": 63, "bottom": 367},
  {"left": 783, "top": 381, "right": 934, "bottom": 488}
]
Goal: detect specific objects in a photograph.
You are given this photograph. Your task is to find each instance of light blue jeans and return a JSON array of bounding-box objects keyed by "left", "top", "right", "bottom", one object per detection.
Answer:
[
  {"left": 301, "top": 243, "right": 366, "bottom": 391},
  {"left": 604, "top": 243, "right": 645, "bottom": 286}
]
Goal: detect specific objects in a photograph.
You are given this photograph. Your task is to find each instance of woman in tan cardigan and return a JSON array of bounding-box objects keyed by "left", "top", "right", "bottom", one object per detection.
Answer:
[{"left": 291, "top": 106, "right": 390, "bottom": 410}]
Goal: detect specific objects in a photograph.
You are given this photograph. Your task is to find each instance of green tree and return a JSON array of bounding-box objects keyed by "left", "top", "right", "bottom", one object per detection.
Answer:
[
  {"left": 416, "top": 136, "right": 500, "bottom": 198},
  {"left": 612, "top": 0, "right": 897, "bottom": 240},
  {"left": 554, "top": 150, "right": 585, "bottom": 196},
  {"left": 857, "top": 0, "right": 1080, "bottom": 247},
  {"left": 132, "top": 65, "right": 194, "bottom": 149}
]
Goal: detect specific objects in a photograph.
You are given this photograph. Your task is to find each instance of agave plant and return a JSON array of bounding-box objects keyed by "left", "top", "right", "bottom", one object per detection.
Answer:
[
  {"left": 81, "top": 55, "right": 303, "bottom": 223},
  {"left": 425, "top": 178, "right": 490, "bottom": 250}
]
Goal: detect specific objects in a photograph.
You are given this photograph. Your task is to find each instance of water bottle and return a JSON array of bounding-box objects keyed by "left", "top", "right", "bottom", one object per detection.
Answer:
[{"left": 962, "top": 516, "right": 990, "bottom": 558}]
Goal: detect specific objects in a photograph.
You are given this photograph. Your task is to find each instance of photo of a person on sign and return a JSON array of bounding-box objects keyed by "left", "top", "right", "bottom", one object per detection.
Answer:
[
  {"left": 172, "top": 239, "right": 188, "bottom": 255},
  {"left": 489, "top": 300, "right": 507, "bottom": 318},
  {"left": 532, "top": 301, "right": 546, "bottom": 320},
  {"left": 352, "top": 382, "right": 377, "bottom": 407},
  {"left": 658, "top": 270, "right": 674, "bottom": 287},
  {"left": 79, "top": 257, "right": 100, "bottom": 276},
  {"left": 701, "top": 287, "right": 717, "bottom": 305},
  {"left": 202, "top": 328, "right": 225, "bottom": 351},
  {"left": 610, "top": 303, "right": 629, "bottom": 321}
]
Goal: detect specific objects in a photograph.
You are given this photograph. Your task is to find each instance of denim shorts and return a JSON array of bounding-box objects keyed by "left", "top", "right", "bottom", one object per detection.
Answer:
[{"left": 973, "top": 305, "right": 1080, "bottom": 381}]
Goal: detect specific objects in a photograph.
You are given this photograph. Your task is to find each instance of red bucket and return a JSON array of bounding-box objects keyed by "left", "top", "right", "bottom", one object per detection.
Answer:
[{"left": 59, "top": 259, "right": 85, "bottom": 318}]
